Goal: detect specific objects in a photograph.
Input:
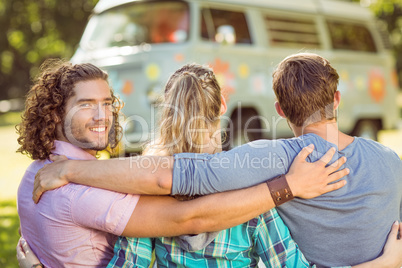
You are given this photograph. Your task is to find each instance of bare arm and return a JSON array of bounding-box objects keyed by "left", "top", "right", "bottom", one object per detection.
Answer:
[
  {"left": 33, "top": 145, "right": 349, "bottom": 203},
  {"left": 122, "top": 147, "right": 346, "bottom": 236},
  {"left": 124, "top": 145, "right": 348, "bottom": 237},
  {"left": 122, "top": 182, "right": 272, "bottom": 237},
  {"left": 352, "top": 221, "right": 402, "bottom": 268},
  {"left": 34, "top": 155, "right": 174, "bottom": 200},
  {"left": 53, "top": 146, "right": 348, "bottom": 238}
]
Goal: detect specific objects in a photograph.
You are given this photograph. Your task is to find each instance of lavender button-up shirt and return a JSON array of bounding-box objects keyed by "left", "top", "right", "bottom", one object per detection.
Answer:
[{"left": 18, "top": 140, "right": 139, "bottom": 267}]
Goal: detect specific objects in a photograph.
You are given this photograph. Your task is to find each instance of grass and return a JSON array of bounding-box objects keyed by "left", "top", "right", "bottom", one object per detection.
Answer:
[
  {"left": 0, "top": 112, "right": 21, "bottom": 127},
  {"left": 0, "top": 112, "right": 29, "bottom": 268},
  {"left": 0, "top": 200, "right": 20, "bottom": 268}
]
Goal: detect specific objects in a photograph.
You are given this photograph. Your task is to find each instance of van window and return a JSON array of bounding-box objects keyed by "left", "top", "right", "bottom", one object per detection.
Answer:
[
  {"left": 81, "top": 1, "right": 189, "bottom": 50},
  {"left": 200, "top": 8, "right": 252, "bottom": 44},
  {"left": 264, "top": 15, "right": 321, "bottom": 48},
  {"left": 327, "top": 21, "right": 377, "bottom": 52}
]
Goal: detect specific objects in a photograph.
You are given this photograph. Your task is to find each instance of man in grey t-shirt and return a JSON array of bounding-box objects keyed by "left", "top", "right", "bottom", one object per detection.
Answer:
[{"left": 171, "top": 53, "right": 402, "bottom": 266}]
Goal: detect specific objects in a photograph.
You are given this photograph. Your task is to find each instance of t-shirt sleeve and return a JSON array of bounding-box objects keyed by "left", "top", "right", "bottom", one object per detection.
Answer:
[
  {"left": 70, "top": 185, "right": 140, "bottom": 236},
  {"left": 172, "top": 139, "right": 289, "bottom": 195}
]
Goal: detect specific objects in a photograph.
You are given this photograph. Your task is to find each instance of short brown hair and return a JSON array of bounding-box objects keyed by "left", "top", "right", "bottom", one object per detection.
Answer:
[
  {"left": 16, "top": 59, "right": 123, "bottom": 160},
  {"left": 272, "top": 53, "right": 339, "bottom": 127}
]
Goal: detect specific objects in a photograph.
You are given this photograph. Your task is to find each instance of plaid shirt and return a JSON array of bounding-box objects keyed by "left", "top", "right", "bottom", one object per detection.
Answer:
[{"left": 108, "top": 208, "right": 313, "bottom": 268}]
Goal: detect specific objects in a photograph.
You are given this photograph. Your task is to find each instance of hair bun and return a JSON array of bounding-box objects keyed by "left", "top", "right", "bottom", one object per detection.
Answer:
[{"left": 181, "top": 71, "right": 197, "bottom": 78}]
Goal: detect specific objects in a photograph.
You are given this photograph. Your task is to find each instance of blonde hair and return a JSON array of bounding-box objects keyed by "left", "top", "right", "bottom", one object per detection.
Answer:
[{"left": 144, "top": 63, "right": 222, "bottom": 156}]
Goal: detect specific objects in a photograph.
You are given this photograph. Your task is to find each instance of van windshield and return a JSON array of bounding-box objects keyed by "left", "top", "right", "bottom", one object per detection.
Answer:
[{"left": 81, "top": 1, "right": 189, "bottom": 50}]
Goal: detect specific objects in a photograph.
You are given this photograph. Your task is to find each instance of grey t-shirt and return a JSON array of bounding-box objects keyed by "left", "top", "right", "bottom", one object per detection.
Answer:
[{"left": 172, "top": 133, "right": 402, "bottom": 267}]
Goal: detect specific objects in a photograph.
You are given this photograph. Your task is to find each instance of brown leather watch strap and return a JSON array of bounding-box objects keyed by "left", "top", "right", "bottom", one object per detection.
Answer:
[{"left": 266, "top": 174, "right": 294, "bottom": 206}]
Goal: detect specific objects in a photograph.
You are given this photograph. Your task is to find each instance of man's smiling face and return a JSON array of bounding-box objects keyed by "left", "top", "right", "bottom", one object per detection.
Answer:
[{"left": 59, "top": 79, "right": 113, "bottom": 155}]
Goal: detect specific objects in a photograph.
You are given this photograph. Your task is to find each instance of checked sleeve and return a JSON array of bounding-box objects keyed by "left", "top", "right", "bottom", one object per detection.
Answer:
[{"left": 107, "top": 236, "right": 153, "bottom": 268}]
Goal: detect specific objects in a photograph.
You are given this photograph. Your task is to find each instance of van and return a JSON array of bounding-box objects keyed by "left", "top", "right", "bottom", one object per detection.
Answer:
[{"left": 71, "top": 0, "right": 400, "bottom": 153}]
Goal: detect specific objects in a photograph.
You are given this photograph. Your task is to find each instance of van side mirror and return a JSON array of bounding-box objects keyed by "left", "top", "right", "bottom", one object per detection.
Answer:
[{"left": 215, "top": 25, "right": 236, "bottom": 45}]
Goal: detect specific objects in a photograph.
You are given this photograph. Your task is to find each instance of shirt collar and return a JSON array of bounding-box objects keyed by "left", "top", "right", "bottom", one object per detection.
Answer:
[{"left": 51, "top": 140, "right": 97, "bottom": 160}]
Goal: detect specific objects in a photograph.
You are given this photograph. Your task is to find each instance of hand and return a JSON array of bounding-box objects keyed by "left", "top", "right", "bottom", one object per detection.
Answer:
[
  {"left": 353, "top": 221, "right": 402, "bottom": 268},
  {"left": 33, "top": 154, "right": 69, "bottom": 204},
  {"left": 286, "top": 144, "right": 348, "bottom": 198},
  {"left": 377, "top": 221, "right": 402, "bottom": 268},
  {"left": 16, "top": 237, "right": 42, "bottom": 268}
]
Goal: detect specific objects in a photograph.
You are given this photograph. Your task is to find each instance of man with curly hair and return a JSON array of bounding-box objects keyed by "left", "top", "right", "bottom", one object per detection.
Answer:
[
  {"left": 16, "top": 60, "right": 352, "bottom": 267},
  {"left": 16, "top": 60, "right": 136, "bottom": 267}
]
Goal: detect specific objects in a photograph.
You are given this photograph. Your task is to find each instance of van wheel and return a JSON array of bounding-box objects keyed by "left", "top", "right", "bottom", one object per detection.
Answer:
[
  {"left": 223, "top": 110, "right": 263, "bottom": 150},
  {"left": 352, "top": 120, "right": 381, "bottom": 141}
]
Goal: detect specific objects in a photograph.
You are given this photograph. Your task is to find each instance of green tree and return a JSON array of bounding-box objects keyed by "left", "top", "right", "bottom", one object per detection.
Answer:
[
  {"left": 373, "top": 1, "right": 402, "bottom": 87},
  {"left": 1, "top": 0, "right": 401, "bottom": 103},
  {"left": 0, "top": 0, "right": 99, "bottom": 101},
  {"left": 354, "top": 0, "right": 402, "bottom": 87}
]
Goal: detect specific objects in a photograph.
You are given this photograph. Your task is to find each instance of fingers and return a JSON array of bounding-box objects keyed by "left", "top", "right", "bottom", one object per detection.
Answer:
[
  {"left": 21, "top": 238, "right": 31, "bottom": 254},
  {"left": 16, "top": 244, "right": 25, "bottom": 259},
  {"left": 327, "top": 156, "right": 347, "bottom": 173},
  {"left": 388, "top": 221, "right": 401, "bottom": 241},
  {"left": 327, "top": 167, "right": 350, "bottom": 183},
  {"left": 32, "top": 187, "right": 43, "bottom": 204},
  {"left": 16, "top": 237, "right": 26, "bottom": 258},
  {"left": 323, "top": 180, "right": 347, "bottom": 194},
  {"left": 297, "top": 144, "right": 315, "bottom": 160},
  {"left": 322, "top": 167, "right": 349, "bottom": 194},
  {"left": 316, "top": 147, "right": 336, "bottom": 166},
  {"left": 33, "top": 169, "right": 46, "bottom": 204},
  {"left": 33, "top": 173, "right": 43, "bottom": 204},
  {"left": 16, "top": 237, "right": 23, "bottom": 252}
]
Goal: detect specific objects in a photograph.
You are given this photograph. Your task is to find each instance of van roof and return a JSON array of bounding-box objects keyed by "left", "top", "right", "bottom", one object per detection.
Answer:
[{"left": 93, "top": 0, "right": 373, "bottom": 20}]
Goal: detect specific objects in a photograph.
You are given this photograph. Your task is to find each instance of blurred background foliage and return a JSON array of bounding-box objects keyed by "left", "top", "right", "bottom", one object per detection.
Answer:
[
  {"left": 0, "top": 0, "right": 98, "bottom": 102},
  {"left": 361, "top": 0, "right": 402, "bottom": 86},
  {"left": 0, "top": 0, "right": 402, "bottom": 105},
  {"left": 0, "top": 1, "right": 97, "bottom": 264}
]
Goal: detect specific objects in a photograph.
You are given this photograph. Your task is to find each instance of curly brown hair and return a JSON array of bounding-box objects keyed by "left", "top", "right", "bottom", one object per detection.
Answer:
[{"left": 16, "top": 59, "right": 123, "bottom": 160}]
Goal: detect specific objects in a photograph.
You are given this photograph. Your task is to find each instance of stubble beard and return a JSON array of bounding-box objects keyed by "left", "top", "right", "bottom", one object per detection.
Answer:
[{"left": 62, "top": 123, "right": 110, "bottom": 151}]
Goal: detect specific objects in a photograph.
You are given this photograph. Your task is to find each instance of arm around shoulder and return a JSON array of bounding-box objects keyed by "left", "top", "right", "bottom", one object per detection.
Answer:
[
  {"left": 66, "top": 156, "right": 174, "bottom": 195},
  {"left": 122, "top": 182, "right": 275, "bottom": 238},
  {"left": 33, "top": 155, "right": 174, "bottom": 203},
  {"left": 352, "top": 221, "right": 402, "bottom": 268}
]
